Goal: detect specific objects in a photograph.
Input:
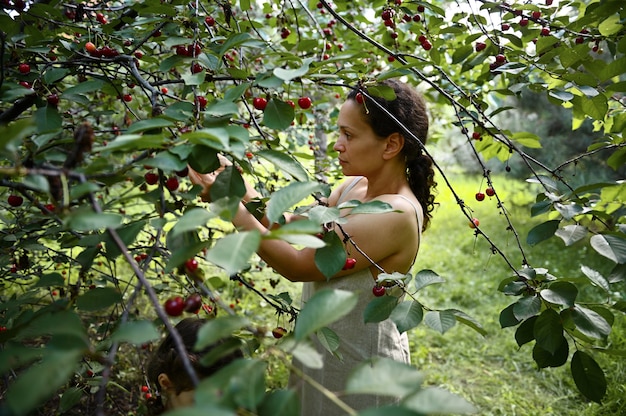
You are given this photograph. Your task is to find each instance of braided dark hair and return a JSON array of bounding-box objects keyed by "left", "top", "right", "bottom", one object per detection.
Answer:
[
  {"left": 145, "top": 318, "right": 243, "bottom": 415},
  {"left": 347, "top": 80, "right": 437, "bottom": 230}
]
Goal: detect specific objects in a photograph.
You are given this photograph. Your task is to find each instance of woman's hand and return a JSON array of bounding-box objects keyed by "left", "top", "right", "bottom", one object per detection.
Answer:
[{"left": 187, "top": 154, "right": 232, "bottom": 202}]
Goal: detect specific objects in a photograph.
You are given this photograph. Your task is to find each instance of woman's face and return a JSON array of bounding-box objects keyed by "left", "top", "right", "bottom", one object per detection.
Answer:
[{"left": 334, "top": 99, "right": 387, "bottom": 176}]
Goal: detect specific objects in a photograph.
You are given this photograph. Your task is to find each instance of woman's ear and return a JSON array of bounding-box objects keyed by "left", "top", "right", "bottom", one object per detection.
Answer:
[
  {"left": 382, "top": 132, "right": 405, "bottom": 160},
  {"left": 158, "top": 373, "right": 174, "bottom": 391}
]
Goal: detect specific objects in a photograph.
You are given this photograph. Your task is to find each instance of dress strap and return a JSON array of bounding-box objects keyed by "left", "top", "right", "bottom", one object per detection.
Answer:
[
  {"left": 396, "top": 194, "right": 423, "bottom": 267},
  {"left": 337, "top": 176, "right": 364, "bottom": 205}
]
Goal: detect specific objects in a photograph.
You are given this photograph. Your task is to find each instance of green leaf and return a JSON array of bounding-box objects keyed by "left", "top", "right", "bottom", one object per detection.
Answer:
[
  {"left": 363, "top": 296, "right": 398, "bottom": 324},
  {"left": 390, "top": 301, "right": 423, "bottom": 333},
  {"left": 294, "top": 289, "right": 358, "bottom": 340},
  {"left": 580, "top": 93, "right": 608, "bottom": 121},
  {"left": 76, "top": 287, "right": 122, "bottom": 311},
  {"left": 403, "top": 386, "right": 476, "bottom": 414},
  {"left": 580, "top": 265, "right": 610, "bottom": 292},
  {"left": 62, "top": 79, "right": 106, "bottom": 95},
  {"left": 66, "top": 209, "right": 122, "bottom": 231},
  {"left": 598, "top": 13, "right": 621, "bottom": 36},
  {"left": 5, "top": 349, "right": 83, "bottom": 416},
  {"left": 196, "top": 315, "right": 250, "bottom": 349},
  {"left": 540, "top": 281, "right": 578, "bottom": 307},
  {"left": 35, "top": 106, "right": 62, "bottom": 133},
  {"left": 590, "top": 234, "right": 626, "bottom": 263},
  {"left": 289, "top": 339, "right": 323, "bottom": 369},
  {"left": 570, "top": 305, "right": 612, "bottom": 340},
  {"left": 43, "top": 68, "right": 70, "bottom": 85},
  {"left": 103, "top": 220, "right": 146, "bottom": 259},
  {"left": 257, "top": 149, "right": 309, "bottom": 182},
  {"left": 126, "top": 118, "right": 175, "bottom": 134},
  {"left": 205, "top": 231, "right": 260, "bottom": 275},
  {"left": 314, "top": 231, "right": 345, "bottom": 279},
  {"left": 513, "top": 296, "right": 542, "bottom": 321},
  {"left": 511, "top": 131, "right": 542, "bottom": 148},
  {"left": 449, "top": 309, "right": 487, "bottom": 336},
  {"left": 346, "top": 357, "right": 423, "bottom": 397},
  {"left": 149, "top": 150, "right": 186, "bottom": 172},
  {"left": 571, "top": 350, "right": 607, "bottom": 403},
  {"left": 413, "top": 269, "right": 445, "bottom": 292},
  {"left": 423, "top": 310, "right": 456, "bottom": 334},
  {"left": 263, "top": 99, "right": 295, "bottom": 131},
  {"left": 166, "top": 230, "right": 206, "bottom": 272},
  {"left": 555, "top": 225, "right": 587, "bottom": 246},
  {"left": 499, "top": 303, "right": 521, "bottom": 328},
  {"left": 534, "top": 308, "right": 564, "bottom": 355},
  {"left": 532, "top": 336, "right": 569, "bottom": 368},
  {"left": 257, "top": 389, "right": 300, "bottom": 416},
  {"left": 267, "top": 181, "right": 323, "bottom": 225},
  {"left": 316, "top": 327, "right": 340, "bottom": 353},
  {"left": 195, "top": 359, "right": 266, "bottom": 410},
  {"left": 526, "top": 220, "right": 560, "bottom": 246},
  {"left": 273, "top": 58, "right": 313, "bottom": 81},
  {"left": 515, "top": 316, "right": 538, "bottom": 347},
  {"left": 210, "top": 166, "right": 246, "bottom": 201},
  {"left": 111, "top": 320, "right": 160, "bottom": 345},
  {"left": 96, "top": 134, "right": 167, "bottom": 152},
  {"left": 33, "top": 272, "right": 65, "bottom": 288},
  {"left": 187, "top": 145, "right": 220, "bottom": 174},
  {"left": 170, "top": 208, "right": 217, "bottom": 236},
  {"left": 58, "top": 386, "right": 84, "bottom": 413}
]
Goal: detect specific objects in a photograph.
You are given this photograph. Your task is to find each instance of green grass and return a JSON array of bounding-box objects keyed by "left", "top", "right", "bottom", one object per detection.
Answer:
[{"left": 407, "top": 174, "right": 625, "bottom": 416}]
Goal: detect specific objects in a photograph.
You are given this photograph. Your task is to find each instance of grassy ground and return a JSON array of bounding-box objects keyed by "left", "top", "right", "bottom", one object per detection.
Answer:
[{"left": 407, "top": 174, "right": 625, "bottom": 415}]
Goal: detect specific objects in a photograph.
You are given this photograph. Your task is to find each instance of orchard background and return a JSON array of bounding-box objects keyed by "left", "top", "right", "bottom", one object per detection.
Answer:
[{"left": 0, "top": 0, "right": 624, "bottom": 415}]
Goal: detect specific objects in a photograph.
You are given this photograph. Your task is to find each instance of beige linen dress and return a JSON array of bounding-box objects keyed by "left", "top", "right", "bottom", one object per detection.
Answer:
[{"left": 290, "top": 177, "right": 422, "bottom": 416}]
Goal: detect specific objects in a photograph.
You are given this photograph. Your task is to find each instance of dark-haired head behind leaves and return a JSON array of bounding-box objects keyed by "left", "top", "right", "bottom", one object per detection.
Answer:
[{"left": 145, "top": 318, "right": 243, "bottom": 415}]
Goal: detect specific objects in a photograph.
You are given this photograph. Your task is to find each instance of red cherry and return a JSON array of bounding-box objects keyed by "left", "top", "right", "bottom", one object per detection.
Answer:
[
  {"left": 372, "top": 285, "right": 386, "bottom": 297},
  {"left": 495, "top": 54, "right": 506, "bottom": 63},
  {"left": 519, "top": 18, "right": 529, "bottom": 27},
  {"left": 191, "top": 63, "right": 203, "bottom": 73},
  {"left": 412, "top": 14, "right": 421, "bottom": 22},
  {"left": 145, "top": 393, "right": 153, "bottom": 400},
  {"left": 575, "top": 36, "right": 584, "bottom": 44},
  {"left": 417, "top": 5, "right": 425, "bottom": 12},
  {"left": 18, "top": 63, "right": 30, "bottom": 74},
  {"left": 144, "top": 172, "right": 159, "bottom": 185},
  {"left": 421, "top": 40, "right": 432, "bottom": 51},
  {"left": 540, "top": 27, "right": 550, "bottom": 36},
  {"left": 161, "top": 87, "right": 168, "bottom": 94},
  {"left": 272, "top": 327, "right": 287, "bottom": 339},
  {"left": 381, "top": 9, "right": 393, "bottom": 20},
  {"left": 141, "top": 386, "right": 149, "bottom": 393},
  {"left": 252, "top": 97, "right": 268, "bottom": 111},
  {"left": 176, "top": 45, "right": 189, "bottom": 56},
  {"left": 475, "top": 42, "right": 486, "bottom": 52},
  {"left": 85, "top": 41, "right": 97, "bottom": 54},
  {"left": 531, "top": 11, "right": 541, "bottom": 19},
  {"left": 469, "top": 218, "right": 480, "bottom": 229},
  {"left": 286, "top": 99, "right": 295, "bottom": 108},
  {"left": 47, "top": 94, "right": 59, "bottom": 106},
  {"left": 475, "top": 192, "right": 485, "bottom": 201},
  {"left": 472, "top": 131, "right": 482, "bottom": 140},
  {"left": 486, "top": 187, "right": 495, "bottom": 197},
  {"left": 355, "top": 92, "right": 364, "bottom": 104},
  {"left": 175, "top": 166, "right": 189, "bottom": 177},
  {"left": 122, "top": 94, "right": 132, "bottom": 102},
  {"left": 134, "top": 51, "right": 143, "bottom": 59},
  {"left": 245, "top": 152, "right": 253, "bottom": 159},
  {"left": 165, "top": 177, "right": 179, "bottom": 191},
  {"left": 164, "top": 296, "right": 185, "bottom": 316},
  {"left": 297, "top": 96, "right": 312, "bottom": 109},
  {"left": 8, "top": 195, "right": 23, "bottom": 207},
  {"left": 205, "top": 16, "right": 216, "bottom": 26},
  {"left": 185, "top": 258, "right": 199, "bottom": 272},
  {"left": 19, "top": 81, "right": 31, "bottom": 89},
  {"left": 501, "top": 23, "right": 510, "bottom": 31},
  {"left": 43, "top": 203, "right": 55, "bottom": 213},
  {"left": 184, "top": 293, "right": 202, "bottom": 313},
  {"left": 195, "top": 95, "right": 208, "bottom": 109},
  {"left": 342, "top": 257, "right": 357, "bottom": 270},
  {"left": 280, "top": 28, "right": 291, "bottom": 39}
]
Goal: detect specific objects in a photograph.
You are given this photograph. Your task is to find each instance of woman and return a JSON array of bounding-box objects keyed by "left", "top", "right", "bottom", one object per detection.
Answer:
[{"left": 189, "top": 79, "right": 436, "bottom": 415}]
